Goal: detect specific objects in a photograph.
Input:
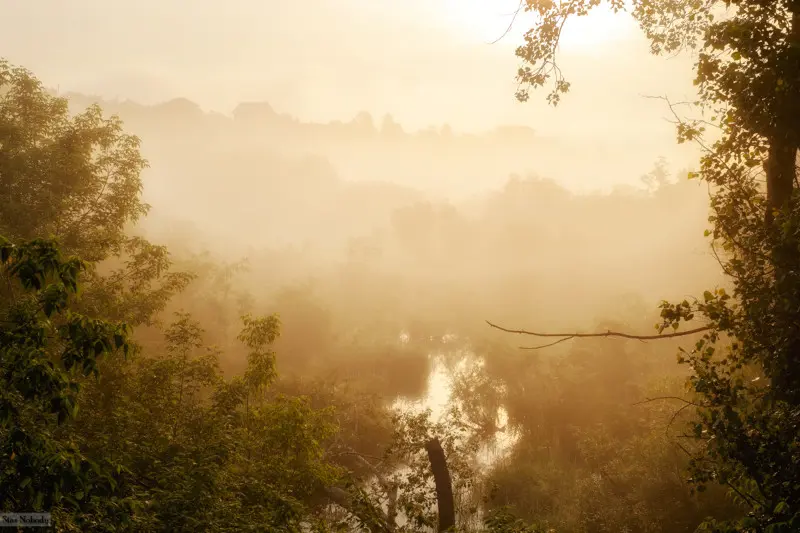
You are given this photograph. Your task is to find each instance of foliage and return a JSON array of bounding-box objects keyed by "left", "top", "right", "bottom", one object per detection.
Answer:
[
  {"left": 483, "top": 507, "right": 549, "bottom": 533},
  {"left": 8, "top": 52, "right": 792, "bottom": 533},
  {"left": 66, "top": 304, "right": 351, "bottom": 532},
  {"left": 0, "top": 236, "right": 134, "bottom": 528},
  {"left": 0, "top": 235, "right": 352, "bottom": 531},
  {"left": 448, "top": 336, "right": 743, "bottom": 532},
  {"left": 382, "top": 409, "right": 481, "bottom": 532},
  {"left": 511, "top": 1, "right": 800, "bottom": 531},
  {"left": 0, "top": 60, "right": 146, "bottom": 260},
  {"left": 0, "top": 59, "right": 192, "bottom": 331}
]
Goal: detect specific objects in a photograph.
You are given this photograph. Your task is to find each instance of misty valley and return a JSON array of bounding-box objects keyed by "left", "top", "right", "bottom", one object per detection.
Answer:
[{"left": 1, "top": 1, "right": 800, "bottom": 531}]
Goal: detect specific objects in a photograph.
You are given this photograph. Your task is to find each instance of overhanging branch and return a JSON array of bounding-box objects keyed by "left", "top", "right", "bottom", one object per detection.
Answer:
[
  {"left": 520, "top": 336, "right": 575, "bottom": 350},
  {"left": 486, "top": 320, "right": 711, "bottom": 347}
]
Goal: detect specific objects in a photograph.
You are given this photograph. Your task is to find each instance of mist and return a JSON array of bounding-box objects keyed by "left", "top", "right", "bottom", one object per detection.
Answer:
[{"left": 0, "top": 1, "right": 756, "bottom": 531}]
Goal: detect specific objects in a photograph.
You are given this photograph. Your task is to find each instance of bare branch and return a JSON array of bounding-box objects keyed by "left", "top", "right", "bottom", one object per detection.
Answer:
[
  {"left": 519, "top": 336, "right": 575, "bottom": 350},
  {"left": 487, "top": 0, "right": 525, "bottom": 45},
  {"left": 666, "top": 402, "right": 694, "bottom": 437},
  {"left": 632, "top": 396, "right": 703, "bottom": 407},
  {"left": 486, "top": 320, "right": 711, "bottom": 341}
]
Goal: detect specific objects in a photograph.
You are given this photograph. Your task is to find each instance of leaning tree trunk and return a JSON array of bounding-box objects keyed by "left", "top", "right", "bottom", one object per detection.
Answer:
[{"left": 425, "top": 438, "right": 455, "bottom": 532}]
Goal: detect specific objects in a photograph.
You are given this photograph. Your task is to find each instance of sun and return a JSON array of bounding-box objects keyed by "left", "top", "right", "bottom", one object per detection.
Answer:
[{"left": 436, "top": 0, "right": 637, "bottom": 51}]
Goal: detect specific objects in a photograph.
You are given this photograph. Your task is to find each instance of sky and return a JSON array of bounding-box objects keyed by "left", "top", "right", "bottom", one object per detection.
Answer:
[{"left": 0, "top": 0, "right": 703, "bottom": 186}]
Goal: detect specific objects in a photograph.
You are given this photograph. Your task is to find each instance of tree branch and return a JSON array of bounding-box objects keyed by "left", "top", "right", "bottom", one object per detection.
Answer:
[
  {"left": 487, "top": 0, "right": 524, "bottom": 45},
  {"left": 486, "top": 320, "right": 711, "bottom": 342},
  {"left": 519, "top": 336, "right": 575, "bottom": 350},
  {"left": 632, "top": 396, "right": 704, "bottom": 407}
]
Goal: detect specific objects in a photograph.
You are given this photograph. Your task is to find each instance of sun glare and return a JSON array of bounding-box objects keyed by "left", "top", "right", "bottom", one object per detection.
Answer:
[{"left": 437, "top": 0, "right": 637, "bottom": 51}]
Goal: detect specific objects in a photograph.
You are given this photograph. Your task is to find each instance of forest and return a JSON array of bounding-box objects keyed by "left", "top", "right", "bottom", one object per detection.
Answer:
[{"left": 1, "top": 1, "right": 799, "bottom": 532}]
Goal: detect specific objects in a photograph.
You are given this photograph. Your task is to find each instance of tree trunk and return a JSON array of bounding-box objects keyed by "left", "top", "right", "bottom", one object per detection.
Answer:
[
  {"left": 765, "top": 5, "right": 800, "bottom": 225},
  {"left": 764, "top": 135, "right": 797, "bottom": 226},
  {"left": 425, "top": 438, "right": 455, "bottom": 532}
]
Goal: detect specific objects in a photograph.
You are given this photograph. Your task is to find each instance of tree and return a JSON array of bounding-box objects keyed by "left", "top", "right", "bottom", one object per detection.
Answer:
[
  {"left": 0, "top": 61, "right": 147, "bottom": 260},
  {"left": 498, "top": 1, "right": 800, "bottom": 531},
  {"left": 451, "top": 334, "right": 745, "bottom": 532},
  {"left": 513, "top": 1, "right": 798, "bottom": 225},
  {"left": 0, "top": 59, "right": 191, "bottom": 330},
  {"left": 0, "top": 236, "right": 134, "bottom": 529},
  {"left": 352, "top": 111, "right": 377, "bottom": 136},
  {"left": 59, "top": 304, "right": 348, "bottom": 531},
  {"left": 1, "top": 58, "right": 561, "bottom": 533},
  {"left": 640, "top": 157, "right": 671, "bottom": 192},
  {"left": 381, "top": 114, "right": 405, "bottom": 138}
]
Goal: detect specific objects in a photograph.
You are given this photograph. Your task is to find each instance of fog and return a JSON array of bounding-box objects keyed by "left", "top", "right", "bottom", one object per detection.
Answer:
[
  {"left": 0, "top": 0, "right": 724, "bottom": 409},
  {"left": 49, "top": 87, "right": 722, "bottom": 404},
  {"left": 0, "top": 2, "right": 738, "bottom": 528},
  {"left": 2, "top": 0, "right": 700, "bottom": 179}
]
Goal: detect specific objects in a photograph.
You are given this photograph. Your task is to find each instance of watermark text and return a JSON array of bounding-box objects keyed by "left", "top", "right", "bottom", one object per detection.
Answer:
[{"left": 0, "top": 513, "right": 52, "bottom": 528}]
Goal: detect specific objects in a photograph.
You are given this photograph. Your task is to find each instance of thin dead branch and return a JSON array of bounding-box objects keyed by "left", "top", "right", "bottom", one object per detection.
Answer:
[
  {"left": 488, "top": 0, "right": 525, "bottom": 45},
  {"left": 519, "top": 336, "right": 575, "bottom": 350},
  {"left": 486, "top": 320, "right": 711, "bottom": 341},
  {"left": 632, "top": 396, "right": 704, "bottom": 407}
]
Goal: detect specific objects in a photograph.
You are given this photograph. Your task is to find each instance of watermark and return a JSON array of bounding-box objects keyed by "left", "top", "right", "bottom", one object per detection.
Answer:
[{"left": 0, "top": 513, "right": 52, "bottom": 528}]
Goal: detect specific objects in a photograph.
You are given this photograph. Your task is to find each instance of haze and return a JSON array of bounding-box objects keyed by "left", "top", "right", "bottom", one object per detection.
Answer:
[
  {"left": 0, "top": 0, "right": 722, "bottom": 393},
  {"left": 0, "top": 2, "right": 739, "bottom": 529},
  {"left": 2, "top": 0, "right": 701, "bottom": 184}
]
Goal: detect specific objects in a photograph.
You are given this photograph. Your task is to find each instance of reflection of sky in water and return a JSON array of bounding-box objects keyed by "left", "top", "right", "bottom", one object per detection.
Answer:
[{"left": 392, "top": 341, "right": 518, "bottom": 468}]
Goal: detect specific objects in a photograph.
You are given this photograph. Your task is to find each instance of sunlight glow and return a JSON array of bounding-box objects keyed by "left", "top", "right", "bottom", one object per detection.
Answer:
[{"left": 436, "top": 0, "right": 637, "bottom": 51}]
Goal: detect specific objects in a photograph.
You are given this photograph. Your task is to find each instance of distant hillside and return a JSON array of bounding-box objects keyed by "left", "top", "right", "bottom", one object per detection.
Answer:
[
  {"left": 60, "top": 91, "right": 665, "bottom": 198},
  {"left": 56, "top": 91, "right": 691, "bottom": 257},
  {"left": 62, "top": 92, "right": 538, "bottom": 142}
]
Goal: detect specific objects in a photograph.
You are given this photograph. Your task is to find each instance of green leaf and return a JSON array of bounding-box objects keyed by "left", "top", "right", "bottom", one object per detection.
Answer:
[{"left": 774, "top": 501, "right": 789, "bottom": 514}]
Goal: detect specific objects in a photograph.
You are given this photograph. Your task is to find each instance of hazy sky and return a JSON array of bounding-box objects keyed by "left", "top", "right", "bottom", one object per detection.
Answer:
[{"left": 1, "top": 0, "right": 702, "bottom": 181}]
